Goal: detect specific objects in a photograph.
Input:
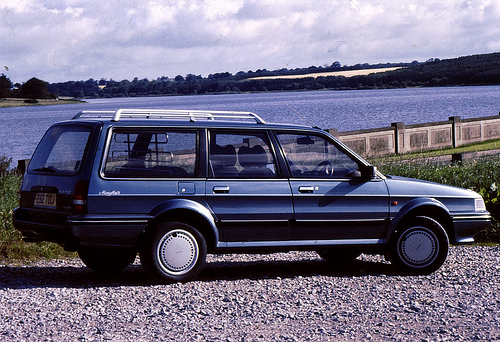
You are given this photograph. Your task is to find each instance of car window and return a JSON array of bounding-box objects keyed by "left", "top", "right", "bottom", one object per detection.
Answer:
[
  {"left": 28, "top": 125, "right": 92, "bottom": 176},
  {"left": 209, "top": 131, "right": 277, "bottom": 178},
  {"left": 276, "top": 133, "right": 360, "bottom": 178},
  {"left": 103, "top": 129, "right": 197, "bottom": 178}
]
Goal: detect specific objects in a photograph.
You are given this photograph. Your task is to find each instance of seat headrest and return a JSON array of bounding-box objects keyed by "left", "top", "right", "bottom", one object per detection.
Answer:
[{"left": 238, "top": 145, "right": 268, "bottom": 167}]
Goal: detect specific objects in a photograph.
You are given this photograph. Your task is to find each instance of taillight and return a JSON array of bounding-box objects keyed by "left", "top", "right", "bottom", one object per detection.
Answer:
[{"left": 72, "top": 180, "right": 89, "bottom": 214}]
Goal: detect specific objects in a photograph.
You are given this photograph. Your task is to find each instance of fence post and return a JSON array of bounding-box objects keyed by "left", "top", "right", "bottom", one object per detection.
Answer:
[
  {"left": 327, "top": 128, "right": 339, "bottom": 139},
  {"left": 391, "top": 122, "right": 405, "bottom": 154},
  {"left": 449, "top": 116, "right": 461, "bottom": 148}
]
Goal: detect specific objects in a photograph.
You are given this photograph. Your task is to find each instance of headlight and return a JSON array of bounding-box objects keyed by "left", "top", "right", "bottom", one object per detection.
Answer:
[{"left": 475, "top": 198, "right": 487, "bottom": 211}]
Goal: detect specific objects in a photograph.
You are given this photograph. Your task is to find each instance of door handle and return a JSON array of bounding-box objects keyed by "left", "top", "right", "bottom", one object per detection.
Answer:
[
  {"left": 213, "top": 186, "right": 230, "bottom": 194},
  {"left": 298, "top": 186, "right": 315, "bottom": 194}
]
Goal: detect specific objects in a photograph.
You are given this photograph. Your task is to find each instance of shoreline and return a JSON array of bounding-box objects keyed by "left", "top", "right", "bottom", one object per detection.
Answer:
[{"left": 0, "top": 98, "right": 85, "bottom": 108}]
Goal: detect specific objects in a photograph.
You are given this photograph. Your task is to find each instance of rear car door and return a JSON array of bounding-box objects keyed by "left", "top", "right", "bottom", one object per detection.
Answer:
[
  {"left": 275, "top": 132, "right": 390, "bottom": 242},
  {"left": 205, "top": 130, "right": 293, "bottom": 242},
  {"left": 84, "top": 128, "right": 203, "bottom": 246}
]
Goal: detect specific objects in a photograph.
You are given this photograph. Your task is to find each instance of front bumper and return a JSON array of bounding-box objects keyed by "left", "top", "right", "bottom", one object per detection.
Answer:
[{"left": 452, "top": 212, "right": 492, "bottom": 244}]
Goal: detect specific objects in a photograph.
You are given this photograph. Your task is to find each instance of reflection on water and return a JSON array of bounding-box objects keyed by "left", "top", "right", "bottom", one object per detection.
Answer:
[{"left": 1, "top": 85, "right": 499, "bottom": 163}]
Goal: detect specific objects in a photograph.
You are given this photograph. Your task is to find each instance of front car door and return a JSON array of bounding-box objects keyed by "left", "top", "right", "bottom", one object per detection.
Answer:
[
  {"left": 275, "top": 132, "right": 389, "bottom": 244},
  {"left": 205, "top": 130, "right": 293, "bottom": 243}
]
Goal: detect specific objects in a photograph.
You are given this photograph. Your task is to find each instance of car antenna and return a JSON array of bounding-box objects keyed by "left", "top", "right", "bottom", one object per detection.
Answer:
[
  {"left": 283, "top": 102, "right": 321, "bottom": 129},
  {"left": 265, "top": 88, "right": 320, "bottom": 129}
]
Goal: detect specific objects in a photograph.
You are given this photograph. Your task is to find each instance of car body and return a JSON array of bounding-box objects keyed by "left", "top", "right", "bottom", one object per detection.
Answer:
[{"left": 13, "top": 109, "right": 491, "bottom": 281}]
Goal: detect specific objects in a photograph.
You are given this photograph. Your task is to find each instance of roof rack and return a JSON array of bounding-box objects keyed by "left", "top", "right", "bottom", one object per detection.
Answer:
[{"left": 72, "top": 109, "right": 266, "bottom": 124}]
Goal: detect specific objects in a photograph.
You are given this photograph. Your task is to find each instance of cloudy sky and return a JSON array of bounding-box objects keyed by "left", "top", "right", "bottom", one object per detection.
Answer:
[{"left": 1, "top": 0, "right": 499, "bottom": 84}]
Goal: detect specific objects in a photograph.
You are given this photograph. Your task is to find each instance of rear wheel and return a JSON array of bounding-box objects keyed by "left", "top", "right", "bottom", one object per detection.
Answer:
[
  {"left": 140, "top": 221, "right": 207, "bottom": 283},
  {"left": 78, "top": 247, "right": 137, "bottom": 273},
  {"left": 390, "top": 216, "right": 449, "bottom": 274}
]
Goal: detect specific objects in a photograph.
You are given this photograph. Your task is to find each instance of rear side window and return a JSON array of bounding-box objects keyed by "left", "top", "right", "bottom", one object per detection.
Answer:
[
  {"left": 103, "top": 129, "right": 197, "bottom": 178},
  {"left": 28, "top": 125, "right": 92, "bottom": 176},
  {"left": 209, "top": 131, "right": 277, "bottom": 178}
]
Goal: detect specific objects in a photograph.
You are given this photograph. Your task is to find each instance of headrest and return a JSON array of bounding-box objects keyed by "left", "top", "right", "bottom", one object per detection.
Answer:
[
  {"left": 238, "top": 145, "right": 268, "bottom": 167},
  {"left": 211, "top": 144, "right": 237, "bottom": 166}
]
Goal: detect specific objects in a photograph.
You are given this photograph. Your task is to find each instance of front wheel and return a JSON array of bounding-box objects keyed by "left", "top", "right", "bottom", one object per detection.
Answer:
[
  {"left": 140, "top": 221, "right": 207, "bottom": 283},
  {"left": 389, "top": 216, "right": 449, "bottom": 275}
]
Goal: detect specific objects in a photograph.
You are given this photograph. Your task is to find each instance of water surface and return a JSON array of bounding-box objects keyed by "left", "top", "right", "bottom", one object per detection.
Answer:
[{"left": 1, "top": 85, "right": 498, "bottom": 164}]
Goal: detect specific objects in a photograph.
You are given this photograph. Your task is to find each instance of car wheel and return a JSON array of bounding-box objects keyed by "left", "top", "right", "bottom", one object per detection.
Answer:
[
  {"left": 317, "top": 249, "right": 360, "bottom": 264},
  {"left": 140, "top": 221, "right": 207, "bottom": 283},
  {"left": 78, "top": 247, "right": 137, "bottom": 273},
  {"left": 390, "top": 216, "right": 449, "bottom": 275}
]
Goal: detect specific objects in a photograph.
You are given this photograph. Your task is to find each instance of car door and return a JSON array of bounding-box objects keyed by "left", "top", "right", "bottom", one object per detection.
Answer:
[
  {"left": 205, "top": 130, "right": 293, "bottom": 242},
  {"left": 275, "top": 132, "right": 390, "bottom": 242}
]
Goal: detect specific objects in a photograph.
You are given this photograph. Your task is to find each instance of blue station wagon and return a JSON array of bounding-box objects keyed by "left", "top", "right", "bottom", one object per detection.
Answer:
[{"left": 13, "top": 109, "right": 491, "bottom": 282}]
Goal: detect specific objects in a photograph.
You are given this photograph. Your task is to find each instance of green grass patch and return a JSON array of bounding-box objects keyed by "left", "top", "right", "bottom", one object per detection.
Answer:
[
  {"left": 0, "top": 164, "right": 75, "bottom": 263},
  {"left": 369, "top": 139, "right": 500, "bottom": 161}
]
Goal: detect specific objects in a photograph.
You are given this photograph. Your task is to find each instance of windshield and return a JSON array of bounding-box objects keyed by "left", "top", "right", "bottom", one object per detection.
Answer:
[{"left": 28, "top": 124, "right": 92, "bottom": 176}]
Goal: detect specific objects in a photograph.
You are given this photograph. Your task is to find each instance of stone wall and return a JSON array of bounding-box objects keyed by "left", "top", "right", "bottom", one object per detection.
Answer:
[{"left": 328, "top": 113, "right": 500, "bottom": 157}]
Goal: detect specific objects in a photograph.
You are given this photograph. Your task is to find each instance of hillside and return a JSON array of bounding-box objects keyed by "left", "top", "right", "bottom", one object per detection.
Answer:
[{"left": 43, "top": 52, "right": 500, "bottom": 98}]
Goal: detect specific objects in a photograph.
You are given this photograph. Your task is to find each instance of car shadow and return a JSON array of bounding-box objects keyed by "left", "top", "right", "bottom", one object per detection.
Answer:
[{"left": 0, "top": 256, "right": 398, "bottom": 289}]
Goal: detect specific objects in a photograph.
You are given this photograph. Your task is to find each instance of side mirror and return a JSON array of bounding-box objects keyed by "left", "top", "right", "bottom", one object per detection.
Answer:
[{"left": 360, "top": 165, "right": 377, "bottom": 179}]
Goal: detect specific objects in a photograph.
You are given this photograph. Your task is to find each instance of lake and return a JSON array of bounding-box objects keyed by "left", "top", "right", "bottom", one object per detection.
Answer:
[{"left": 1, "top": 85, "right": 499, "bottom": 165}]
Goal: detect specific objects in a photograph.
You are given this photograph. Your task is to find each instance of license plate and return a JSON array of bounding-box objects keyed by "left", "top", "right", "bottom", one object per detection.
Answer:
[{"left": 34, "top": 193, "right": 57, "bottom": 208}]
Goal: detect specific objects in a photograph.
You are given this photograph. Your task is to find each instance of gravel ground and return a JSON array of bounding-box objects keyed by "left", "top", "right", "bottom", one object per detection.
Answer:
[{"left": 1, "top": 246, "right": 499, "bottom": 341}]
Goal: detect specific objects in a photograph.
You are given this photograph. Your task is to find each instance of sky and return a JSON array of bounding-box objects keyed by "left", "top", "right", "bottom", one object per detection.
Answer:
[{"left": 1, "top": 0, "right": 499, "bottom": 84}]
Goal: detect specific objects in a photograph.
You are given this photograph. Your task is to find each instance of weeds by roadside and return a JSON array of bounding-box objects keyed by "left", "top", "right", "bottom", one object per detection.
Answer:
[{"left": 0, "top": 158, "right": 75, "bottom": 262}]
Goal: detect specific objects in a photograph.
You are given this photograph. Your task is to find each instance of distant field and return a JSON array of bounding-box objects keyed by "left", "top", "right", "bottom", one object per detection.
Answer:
[
  {"left": 0, "top": 98, "right": 83, "bottom": 108},
  {"left": 247, "top": 67, "right": 402, "bottom": 80}
]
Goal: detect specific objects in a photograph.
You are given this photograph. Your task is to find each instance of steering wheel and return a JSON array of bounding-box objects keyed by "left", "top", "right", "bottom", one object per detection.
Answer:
[{"left": 312, "top": 160, "right": 334, "bottom": 177}]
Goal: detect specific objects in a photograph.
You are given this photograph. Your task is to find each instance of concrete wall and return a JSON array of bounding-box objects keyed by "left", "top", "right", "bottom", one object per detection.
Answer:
[{"left": 328, "top": 113, "right": 500, "bottom": 157}]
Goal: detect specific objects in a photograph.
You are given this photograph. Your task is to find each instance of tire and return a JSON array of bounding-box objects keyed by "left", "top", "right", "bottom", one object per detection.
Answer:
[
  {"left": 140, "top": 221, "right": 207, "bottom": 283},
  {"left": 317, "top": 249, "right": 360, "bottom": 264},
  {"left": 78, "top": 247, "right": 137, "bottom": 273},
  {"left": 389, "top": 216, "right": 449, "bottom": 275}
]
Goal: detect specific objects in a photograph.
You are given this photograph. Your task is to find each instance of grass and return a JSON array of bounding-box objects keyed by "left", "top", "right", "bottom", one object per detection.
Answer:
[
  {"left": 368, "top": 139, "right": 500, "bottom": 162},
  {"left": 1, "top": 143, "right": 499, "bottom": 262},
  {"left": 0, "top": 172, "right": 75, "bottom": 263},
  {"left": 0, "top": 97, "right": 84, "bottom": 108}
]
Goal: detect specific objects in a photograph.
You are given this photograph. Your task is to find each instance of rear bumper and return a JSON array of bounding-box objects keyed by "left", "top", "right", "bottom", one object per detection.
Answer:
[
  {"left": 13, "top": 207, "right": 151, "bottom": 249},
  {"left": 13, "top": 207, "right": 72, "bottom": 245},
  {"left": 452, "top": 213, "right": 491, "bottom": 244}
]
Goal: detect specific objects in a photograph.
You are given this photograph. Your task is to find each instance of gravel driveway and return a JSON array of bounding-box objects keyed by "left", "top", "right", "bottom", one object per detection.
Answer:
[{"left": 1, "top": 246, "right": 499, "bottom": 341}]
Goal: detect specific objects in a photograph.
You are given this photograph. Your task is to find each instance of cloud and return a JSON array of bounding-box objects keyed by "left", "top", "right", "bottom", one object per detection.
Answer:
[{"left": 1, "top": 0, "right": 499, "bottom": 83}]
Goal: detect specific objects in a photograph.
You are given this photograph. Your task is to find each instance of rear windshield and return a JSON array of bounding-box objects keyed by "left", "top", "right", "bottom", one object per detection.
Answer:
[{"left": 28, "top": 124, "right": 92, "bottom": 176}]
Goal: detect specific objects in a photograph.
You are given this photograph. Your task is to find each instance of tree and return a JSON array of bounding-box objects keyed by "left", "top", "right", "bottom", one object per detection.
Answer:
[
  {"left": 0, "top": 74, "right": 12, "bottom": 98},
  {"left": 331, "top": 61, "right": 341, "bottom": 68},
  {"left": 20, "top": 77, "right": 53, "bottom": 99}
]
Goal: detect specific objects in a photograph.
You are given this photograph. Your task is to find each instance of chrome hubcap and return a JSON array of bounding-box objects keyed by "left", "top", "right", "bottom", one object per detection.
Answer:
[
  {"left": 398, "top": 227, "right": 438, "bottom": 267},
  {"left": 157, "top": 229, "right": 198, "bottom": 275}
]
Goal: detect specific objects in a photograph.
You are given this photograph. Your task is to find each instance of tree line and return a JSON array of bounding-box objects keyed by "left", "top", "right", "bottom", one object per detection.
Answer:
[{"left": 1, "top": 52, "right": 499, "bottom": 100}]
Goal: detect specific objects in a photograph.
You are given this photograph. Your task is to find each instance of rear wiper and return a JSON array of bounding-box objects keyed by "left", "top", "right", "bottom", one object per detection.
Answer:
[{"left": 32, "top": 167, "right": 56, "bottom": 173}]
